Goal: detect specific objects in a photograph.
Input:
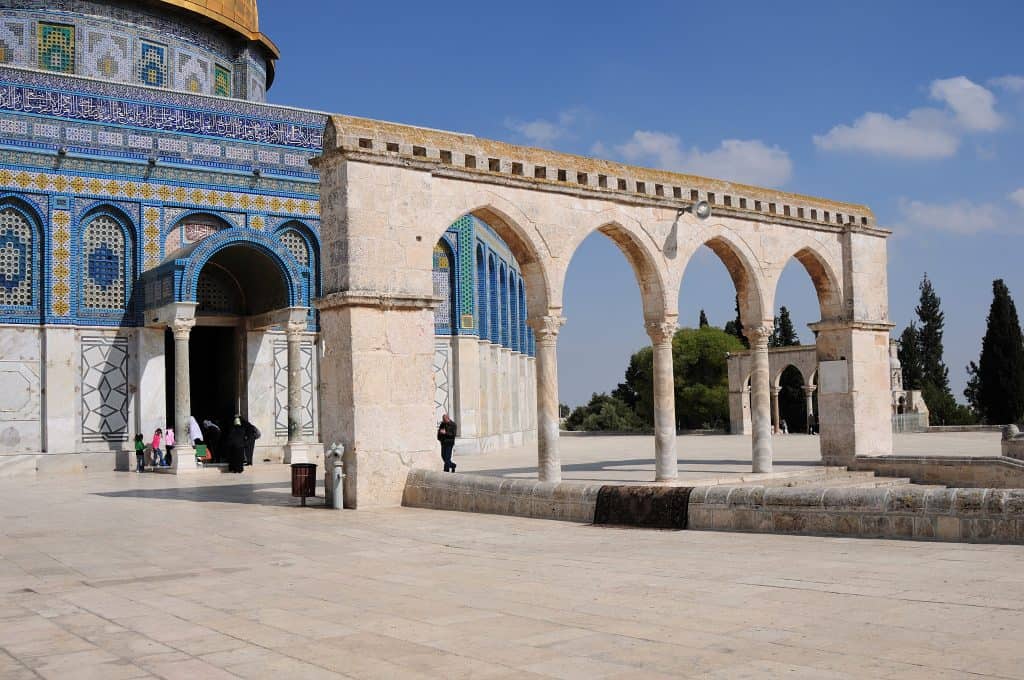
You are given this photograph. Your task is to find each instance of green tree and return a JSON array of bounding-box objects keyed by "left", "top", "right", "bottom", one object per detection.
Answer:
[
  {"left": 723, "top": 295, "right": 748, "bottom": 348},
  {"left": 971, "top": 279, "right": 1024, "bottom": 424},
  {"left": 564, "top": 393, "right": 647, "bottom": 432},
  {"left": 898, "top": 323, "right": 923, "bottom": 390},
  {"left": 914, "top": 274, "right": 967, "bottom": 424},
  {"left": 699, "top": 309, "right": 709, "bottom": 328},
  {"left": 770, "top": 306, "right": 800, "bottom": 347}
]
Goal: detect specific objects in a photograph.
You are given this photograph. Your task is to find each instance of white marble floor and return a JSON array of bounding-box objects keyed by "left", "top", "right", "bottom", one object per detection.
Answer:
[{"left": 0, "top": 461, "right": 1022, "bottom": 679}]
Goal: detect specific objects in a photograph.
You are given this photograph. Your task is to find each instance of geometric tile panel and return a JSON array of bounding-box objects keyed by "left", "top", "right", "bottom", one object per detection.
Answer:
[
  {"left": 432, "top": 241, "right": 453, "bottom": 332},
  {"left": 50, "top": 209, "right": 71, "bottom": 316},
  {"left": 213, "top": 63, "right": 231, "bottom": 97},
  {"left": 0, "top": 19, "right": 32, "bottom": 68},
  {"left": 0, "top": 169, "right": 320, "bottom": 219},
  {"left": 38, "top": 23, "right": 75, "bottom": 74},
  {"left": 0, "top": 207, "right": 34, "bottom": 306},
  {"left": 137, "top": 41, "right": 167, "bottom": 88},
  {"left": 272, "top": 339, "right": 315, "bottom": 438},
  {"left": 278, "top": 229, "right": 308, "bottom": 266},
  {"left": 81, "top": 335, "right": 129, "bottom": 442},
  {"left": 433, "top": 341, "right": 452, "bottom": 422},
  {"left": 82, "top": 27, "right": 130, "bottom": 82},
  {"left": 177, "top": 50, "right": 210, "bottom": 95},
  {"left": 142, "top": 205, "right": 160, "bottom": 269},
  {"left": 82, "top": 215, "right": 127, "bottom": 310}
]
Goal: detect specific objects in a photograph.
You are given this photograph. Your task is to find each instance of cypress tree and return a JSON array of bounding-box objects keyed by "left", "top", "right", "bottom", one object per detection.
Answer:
[
  {"left": 723, "top": 295, "right": 748, "bottom": 348},
  {"left": 699, "top": 309, "right": 709, "bottom": 328},
  {"left": 916, "top": 274, "right": 951, "bottom": 395},
  {"left": 974, "top": 279, "right": 1024, "bottom": 424},
  {"left": 898, "top": 323, "right": 924, "bottom": 390},
  {"left": 770, "top": 306, "right": 800, "bottom": 347}
]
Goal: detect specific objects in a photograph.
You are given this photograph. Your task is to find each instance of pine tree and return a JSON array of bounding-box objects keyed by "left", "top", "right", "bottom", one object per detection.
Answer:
[
  {"left": 699, "top": 309, "right": 709, "bottom": 328},
  {"left": 723, "top": 295, "right": 748, "bottom": 348},
  {"left": 898, "top": 323, "right": 924, "bottom": 390},
  {"left": 973, "top": 279, "right": 1024, "bottom": 424},
  {"left": 769, "top": 306, "right": 800, "bottom": 347}
]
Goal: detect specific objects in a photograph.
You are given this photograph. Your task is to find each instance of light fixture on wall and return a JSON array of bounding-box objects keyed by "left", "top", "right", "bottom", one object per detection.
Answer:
[
  {"left": 665, "top": 200, "right": 712, "bottom": 258},
  {"left": 677, "top": 200, "right": 711, "bottom": 221}
]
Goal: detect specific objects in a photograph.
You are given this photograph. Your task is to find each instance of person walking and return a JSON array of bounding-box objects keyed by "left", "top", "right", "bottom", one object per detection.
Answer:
[
  {"left": 133, "top": 433, "right": 145, "bottom": 472},
  {"left": 437, "top": 414, "right": 457, "bottom": 473},
  {"left": 224, "top": 416, "right": 246, "bottom": 473},
  {"left": 164, "top": 427, "right": 175, "bottom": 466},
  {"left": 151, "top": 428, "right": 163, "bottom": 468},
  {"left": 240, "top": 417, "right": 260, "bottom": 466},
  {"left": 188, "top": 415, "right": 203, "bottom": 446}
]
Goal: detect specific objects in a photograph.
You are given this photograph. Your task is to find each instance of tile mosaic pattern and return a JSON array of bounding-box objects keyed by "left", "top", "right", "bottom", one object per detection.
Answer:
[
  {"left": 38, "top": 22, "right": 74, "bottom": 74},
  {"left": 80, "top": 335, "right": 129, "bottom": 442},
  {"left": 0, "top": 18, "right": 31, "bottom": 68},
  {"left": 82, "top": 27, "right": 130, "bottom": 81},
  {"left": 50, "top": 208, "right": 71, "bottom": 316},
  {"left": 142, "top": 205, "right": 160, "bottom": 268},
  {"left": 272, "top": 339, "right": 315, "bottom": 438},
  {"left": 137, "top": 41, "right": 167, "bottom": 88},
  {"left": 81, "top": 214, "right": 126, "bottom": 310},
  {"left": 213, "top": 63, "right": 231, "bottom": 97},
  {"left": 432, "top": 239, "right": 454, "bottom": 332},
  {"left": 0, "top": 206, "right": 33, "bottom": 306},
  {"left": 279, "top": 228, "right": 308, "bottom": 266}
]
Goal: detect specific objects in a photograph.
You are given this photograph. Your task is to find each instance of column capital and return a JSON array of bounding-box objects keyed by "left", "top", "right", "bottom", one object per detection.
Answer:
[
  {"left": 170, "top": 317, "right": 195, "bottom": 341},
  {"left": 645, "top": 319, "right": 677, "bottom": 345},
  {"left": 803, "top": 385, "right": 818, "bottom": 396},
  {"left": 527, "top": 315, "right": 565, "bottom": 345},
  {"left": 770, "top": 386, "right": 781, "bottom": 396},
  {"left": 285, "top": 319, "right": 306, "bottom": 338},
  {"left": 744, "top": 324, "right": 773, "bottom": 349}
]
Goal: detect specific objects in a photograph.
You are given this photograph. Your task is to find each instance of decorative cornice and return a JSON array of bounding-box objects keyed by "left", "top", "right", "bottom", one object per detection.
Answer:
[{"left": 315, "top": 291, "right": 440, "bottom": 312}]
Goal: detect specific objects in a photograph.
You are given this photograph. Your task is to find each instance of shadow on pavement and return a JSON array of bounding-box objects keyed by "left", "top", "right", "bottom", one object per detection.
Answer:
[{"left": 94, "top": 481, "right": 324, "bottom": 507}]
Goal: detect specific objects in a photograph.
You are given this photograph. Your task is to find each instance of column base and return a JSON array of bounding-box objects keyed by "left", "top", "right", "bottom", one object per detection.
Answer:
[
  {"left": 284, "top": 442, "right": 310, "bottom": 464},
  {"left": 171, "top": 447, "right": 201, "bottom": 473}
]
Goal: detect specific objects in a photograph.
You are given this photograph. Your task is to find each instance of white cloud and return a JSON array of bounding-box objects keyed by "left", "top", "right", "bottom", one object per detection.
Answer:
[
  {"left": 929, "top": 76, "right": 1002, "bottom": 131},
  {"left": 614, "top": 131, "right": 792, "bottom": 187},
  {"left": 813, "top": 109, "right": 959, "bottom": 159},
  {"left": 1010, "top": 188, "right": 1024, "bottom": 209},
  {"left": 505, "top": 110, "right": 579, "bottom": 147},
  {"left": 814, "top": 76, "right": 1002, "bottom": 159},
  {"left": 990, "top": 75, "right": 1024, "bottom": 93},
  {"left": 898, "top": 198, "right": 1004, "bottom": 235}
]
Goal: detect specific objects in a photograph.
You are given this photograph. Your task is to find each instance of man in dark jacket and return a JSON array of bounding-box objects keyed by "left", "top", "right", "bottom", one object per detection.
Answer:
[{"left": 437, "top": 414, "right": 457, "bottom": 472}]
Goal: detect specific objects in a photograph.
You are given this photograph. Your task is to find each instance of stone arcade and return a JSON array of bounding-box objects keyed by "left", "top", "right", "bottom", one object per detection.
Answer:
[{"left": 314, "top": 115, "right": 895, "bottom": 507}]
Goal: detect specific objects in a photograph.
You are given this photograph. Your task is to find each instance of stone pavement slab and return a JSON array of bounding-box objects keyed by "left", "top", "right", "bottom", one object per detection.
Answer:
[{"left": 0, "top": 465, "right": 1022, "bottom": 678}]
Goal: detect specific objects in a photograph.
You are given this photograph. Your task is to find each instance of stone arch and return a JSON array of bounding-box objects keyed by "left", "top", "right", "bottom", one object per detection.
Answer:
[
  {"left": 773, "top": 244, "right": 844, "bottom": 322},
  {"left": 433, "top": 201, "right": 554, "bottom": 316},
  {"left": 432, "top": 237, "right": 457, "bottom": 332},
  {"left": 677, "top": 227, "right": 767, "bottom": 327},
  {"left": 78, "top": 204, "right": 136, "bottom": 313},
  {"left": 180, "top": 229, "right": 302, "bottom": 312},
  {"left": 164, "top": 211, "right": 233, "bottom": 255},
  {"left": 0, "top": 195, "right": 44, "bottom": 315},
  {"left": 772, "top": 362, "right": 806, "bottom": 389},
  {"left": 564, "top": 212, "right": 670, "bottom": 322}
]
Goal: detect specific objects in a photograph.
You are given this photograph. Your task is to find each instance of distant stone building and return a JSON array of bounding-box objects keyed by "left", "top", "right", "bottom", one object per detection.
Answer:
[{"left": 0, "top": 0, "right": 534, "bottom": 475}]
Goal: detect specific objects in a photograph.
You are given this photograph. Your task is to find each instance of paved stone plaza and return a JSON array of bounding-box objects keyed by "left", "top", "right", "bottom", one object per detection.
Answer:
[
  {"left": 459, "top": 431, "right": 1002, "bottom": 483},
  {"left": 2, "top": 437, "right": 1023, "bottom": 680}
]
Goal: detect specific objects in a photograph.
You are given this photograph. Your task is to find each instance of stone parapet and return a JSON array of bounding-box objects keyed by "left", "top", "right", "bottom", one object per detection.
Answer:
[
  {"left": 851, "top": 455, "right": 1024, "bottom": 488},
  {"left": 402, "top": 469, "right": 599, "bottom": 523},
  {"left": 689, "top": 484, "right": 1024, "bottom": 543}
]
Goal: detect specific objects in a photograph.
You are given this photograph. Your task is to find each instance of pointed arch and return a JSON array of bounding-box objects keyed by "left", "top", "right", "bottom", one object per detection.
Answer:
[
  {"left": 0, "top": 196, "right": 43, "bottom": 317},
  {"left": 787, "top": 245, "right": 844, "bottom": 322},
  {"left": 678, "top": 229, "right": 767, "bottom": 327},
  {"left": 79, "top": 204, "right": 136, "bottom": 314},
  {"left": 475, "top": 243, "right": 488, "bottom": 339}
]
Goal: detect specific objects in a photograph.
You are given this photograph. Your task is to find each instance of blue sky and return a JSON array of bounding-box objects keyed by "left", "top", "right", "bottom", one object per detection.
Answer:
[{"left": 263, "top": 0, "right": 1024, "bottom": 407}]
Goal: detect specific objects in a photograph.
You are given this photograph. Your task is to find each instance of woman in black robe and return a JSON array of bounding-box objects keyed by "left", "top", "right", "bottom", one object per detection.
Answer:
[{"left": 225, "top": 416, "right": 247, "bottom": 473}]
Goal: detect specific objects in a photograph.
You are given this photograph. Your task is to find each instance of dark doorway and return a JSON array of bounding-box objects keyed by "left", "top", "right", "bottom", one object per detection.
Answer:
[{"left": 165, "top": 325, "right": 240, "bottom": 433}]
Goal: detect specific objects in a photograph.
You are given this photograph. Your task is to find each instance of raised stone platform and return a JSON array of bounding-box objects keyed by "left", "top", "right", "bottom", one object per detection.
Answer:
[{"left": 403, "top": 469, "right": 1024, "bottom": 544}]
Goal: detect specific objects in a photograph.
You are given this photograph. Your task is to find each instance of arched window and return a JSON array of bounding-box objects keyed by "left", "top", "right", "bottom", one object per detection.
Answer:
[
  {"left": 487, "top": 254, "right": 499, "bottom": 343},
  {"left": 0, "top": 206, "right": 36, "bottom": 308},
  {"left": 475, "top": 245, "right": 487, "bottom": 338},
  {"left": 432, "top": 239, "right": 456, "bottom": 331},
  {"left": 279, "top": 229, "right": 310, "bottom": 266},
  {"left": 82, "top": 213, "right": 130, "bottom": 310},
  {"left": 509, "top": 272, "right": 519, "bottom": 352},
  {"left": 518, "top": 279, "right": 527, "bottom": 353},
  {"left": 499, "top": 263, "right": 508, "bottom": 347}
]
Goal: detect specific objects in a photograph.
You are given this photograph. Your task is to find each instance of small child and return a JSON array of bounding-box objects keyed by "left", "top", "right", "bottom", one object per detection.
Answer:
[
  {"left": 151, "top": 428, "right": 163, "bottom": 468},
  {"left": 164, "top": 426, "right": 175, "bottom": 466},
  {"left": 134, "top": 433, "right": 145, "bottom": 472}
]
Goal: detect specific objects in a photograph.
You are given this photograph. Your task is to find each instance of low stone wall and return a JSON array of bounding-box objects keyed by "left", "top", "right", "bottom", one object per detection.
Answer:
[
  {"left": 927, "top": 425, "right": 1004, "bottom": 433},
  {"left": 689, "top": 485, "right": 1024, "bottom": 543},
  {"left": 851, "top": 455, "right": 1024, "bottom": 488},
  {"left": 402, "top": 469, "right": 599, "bottom": 522}
]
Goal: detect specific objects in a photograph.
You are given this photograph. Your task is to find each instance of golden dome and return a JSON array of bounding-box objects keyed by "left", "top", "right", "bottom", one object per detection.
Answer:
[{"left": 158, "top": 1, "right": 280, "bottom": 58}]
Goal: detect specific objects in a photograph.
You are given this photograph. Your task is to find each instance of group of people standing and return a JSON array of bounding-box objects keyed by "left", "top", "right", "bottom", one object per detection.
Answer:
[{"left": 134, "top": 416, "right": 259, "bottom": 473}]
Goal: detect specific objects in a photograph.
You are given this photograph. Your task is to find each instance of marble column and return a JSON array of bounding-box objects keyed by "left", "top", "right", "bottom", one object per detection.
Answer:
[
  {"left": 528, "top": 314, "right": 564, "bottom": 482},
  {"left": 284, "top": 320, "right": 309, "bottom": 464},
  {"left": 745, "top": 325, "right": 773, "bottom": 473},
  {"left": 646, "top": 318, "right": 678, "bottom": 481},
  {"left": 171, "top": 318, "right": 198, "bottom": 473},
  {"left": 770, "top": 386, "right": 781, "bottom": 433},
  {"left": 804, "top": 385, "right": 816, "bottom": 434}
]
